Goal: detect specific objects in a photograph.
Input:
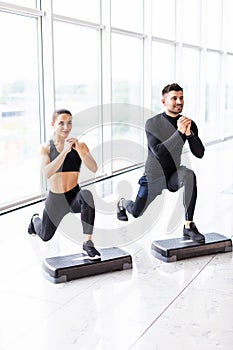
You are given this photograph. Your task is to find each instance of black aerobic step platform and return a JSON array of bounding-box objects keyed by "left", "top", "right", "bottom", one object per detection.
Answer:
[
  {"left": 151, "top": 233, "right": 232, "bottom": 262},
  {"left": 42, "top": 246, "right": 133, "bottom": 283}
]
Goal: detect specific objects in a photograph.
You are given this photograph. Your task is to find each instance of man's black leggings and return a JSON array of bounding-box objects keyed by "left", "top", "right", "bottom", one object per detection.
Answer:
[
  {"left": 124, "top": 166, "right": 197, "bottom": 221},
  {"left": 33, "top": 185, "right": 95, "bottom": 241}
]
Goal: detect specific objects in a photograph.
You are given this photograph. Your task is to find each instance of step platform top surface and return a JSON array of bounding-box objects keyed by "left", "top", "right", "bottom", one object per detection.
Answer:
[
  {"left": 152, "top": 233, "right": 232, "bottom": 250},
  {"left": 43, "top": 246, "right": 132, "bottom": 270}
]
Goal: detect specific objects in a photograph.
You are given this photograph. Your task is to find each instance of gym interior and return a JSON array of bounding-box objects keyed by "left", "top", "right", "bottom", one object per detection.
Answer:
[{"left": 1, "top": 1, "right": 233, "bottom": 349}]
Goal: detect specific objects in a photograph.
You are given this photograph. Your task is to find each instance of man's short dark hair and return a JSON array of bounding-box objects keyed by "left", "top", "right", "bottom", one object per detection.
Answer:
[
  {"left": 52, "top": 109, "right": 72, "bottom": 122},
  {"left": 162, "top": 83, "right": 183, "bottom": 96}
]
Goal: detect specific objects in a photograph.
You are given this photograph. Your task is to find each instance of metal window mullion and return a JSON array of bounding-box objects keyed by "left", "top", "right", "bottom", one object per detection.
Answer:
[
  {"left": 183, "top": 42, "right": 202, "bottom": 50},
  {"left": 0, "top": 194, "right": 46, "bottom": 215},
  {"left": 152, "top": 36, "right": 177, "bottom": 46},
  {"left": 101, "top": 0, "right": 112, "bottom": 177},
  {"left": 0, "top": 2, "right": 44, "bottom": 17},
  {"left": 37, "top": 15, "right": 46, "bottom": 144},
  {"left": 111, "top": 27, "right": 146, "bottom": 39},
  {"left": 37, "top": 13, "right": 48, "bottom": 194},
  {"left": 40, "top": 0, "right": 55, "bottom": 138},
  {"left": 207, "top": 48, "right": 224, "bottom": 55},
  {"left": 219, "top": 52, "right": 226, "bottom": 140},
  {"left": 53, "top": 13, "right": 104, "bottom": 30},
  {"left": 143, "top": 0, "right": 152, "bottom": 111}
]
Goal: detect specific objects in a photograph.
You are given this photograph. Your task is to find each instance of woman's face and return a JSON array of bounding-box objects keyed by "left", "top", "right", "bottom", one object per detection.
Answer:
[{"left": 52, "top": 113, "right": 72, "bottom": 138}]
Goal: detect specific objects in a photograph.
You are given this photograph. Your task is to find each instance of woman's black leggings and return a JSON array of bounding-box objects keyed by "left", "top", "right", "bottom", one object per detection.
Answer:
[
  {"left": 33, "top": 185, "right": 95, "bottom": 241},
  {"left": 125, "top": 166, "right": 197, "bottom": 221}
]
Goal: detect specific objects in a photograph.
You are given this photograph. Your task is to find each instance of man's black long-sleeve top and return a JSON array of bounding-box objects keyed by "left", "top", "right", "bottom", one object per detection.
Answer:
[{"left": 144, "top": 112, "right": 205, "bottom": 179}]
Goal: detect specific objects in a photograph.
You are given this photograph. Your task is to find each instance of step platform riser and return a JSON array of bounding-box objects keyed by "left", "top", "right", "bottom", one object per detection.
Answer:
[
  {"left": 151, "top": 233, "right": 232, "bottom": 262},
  {"left": 42, "top": 247, "right": 132, "bottom": 283}
]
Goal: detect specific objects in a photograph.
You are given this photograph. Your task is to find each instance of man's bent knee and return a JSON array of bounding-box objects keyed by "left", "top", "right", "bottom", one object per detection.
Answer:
[{"left": 184, "top": 168, "right": 196, "bottom": 184}]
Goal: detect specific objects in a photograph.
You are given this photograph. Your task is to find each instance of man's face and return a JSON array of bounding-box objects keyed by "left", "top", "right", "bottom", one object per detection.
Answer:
[{"left": 162, "top": 90, "right": 184, "bottom": 116}]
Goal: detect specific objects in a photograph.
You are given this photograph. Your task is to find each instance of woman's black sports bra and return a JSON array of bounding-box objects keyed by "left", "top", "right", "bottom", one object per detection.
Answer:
[{"left": 48, "top": 139, "right": 82, "bottom": 173}]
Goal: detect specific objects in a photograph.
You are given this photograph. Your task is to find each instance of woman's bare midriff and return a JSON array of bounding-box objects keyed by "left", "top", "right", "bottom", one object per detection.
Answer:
[{"left": 48, "top": 172, "right": 79, "bottom": 193}]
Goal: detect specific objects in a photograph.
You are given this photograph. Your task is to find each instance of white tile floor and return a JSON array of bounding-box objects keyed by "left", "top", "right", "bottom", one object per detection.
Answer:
[{"left": 0, "top": 139, "right": 233, "bottom": 350}]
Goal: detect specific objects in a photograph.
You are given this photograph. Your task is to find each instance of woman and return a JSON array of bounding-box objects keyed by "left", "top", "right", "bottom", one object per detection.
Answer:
[{"left": 28, "top": 109, "right": 101, "bottom": 260}]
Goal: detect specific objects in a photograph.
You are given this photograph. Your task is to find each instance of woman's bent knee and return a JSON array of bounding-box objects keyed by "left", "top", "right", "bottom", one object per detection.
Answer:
[{"left": 80, "top": 189, "right": 95, "bottom": 208}]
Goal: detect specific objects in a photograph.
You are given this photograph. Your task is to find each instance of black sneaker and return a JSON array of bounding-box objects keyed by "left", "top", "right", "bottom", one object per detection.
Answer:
[
  {"left": 183, "top": 222, "right": 205, "bottom": 243},
  {"left": 83, "top": 240, "right": 101, "bottom": 260},
  {"left": 117, "top": 198, "right": 128, "bottom": 221},
  {"left": 28, "top": 214, "right": 39, "bottom": 235}
]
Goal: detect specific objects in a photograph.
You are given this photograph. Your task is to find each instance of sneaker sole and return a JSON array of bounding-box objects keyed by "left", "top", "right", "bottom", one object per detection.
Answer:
[
  {"left": 183, "top": 233, "right": 205, "bottom": 243},
  {"left": 117, "top": 214, "right": 128, "bottom": 221},
  {"left": 82, "top": 250, "right": 101, "bottom": 260},
  {"left": 28, "top": 214, "right": 39, "bottom": 235},
  {"left": 28, "top": 223, "right": 36, "bottom": 235}
]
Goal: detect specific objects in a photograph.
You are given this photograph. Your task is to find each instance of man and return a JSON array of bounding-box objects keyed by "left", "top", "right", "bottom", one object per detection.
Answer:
[{"left": 117, "top": 83, "right": 205, "bottom": 243}]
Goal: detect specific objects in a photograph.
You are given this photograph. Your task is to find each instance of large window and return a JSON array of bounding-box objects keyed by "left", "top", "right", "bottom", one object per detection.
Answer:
[
  {"left": 1, "top": 0, "right": 233, "bottom": 211},
  {"left": 151, "top": 42, "right": 175, "bottom": 112},
  {"left": 182, "top": 0, "right": 201, "bottom": 45},
  {"left": 53, "top": 0, "right": 100, "bottom": 23},
  {"left": 205, "top": 51, "right": 221, "bottom": 141},
  {"left": 206, "top": 0, "right": 222, "bottom": 50},
  {"left": 112, "top": 34, "right": 142, "bottom": 106},
  {"left": 111, "top": 33, "right": 144, "bottom": 172},
  {"left": 225, "top": 0, "right": 233, "bottom": 52},
  {"left": 53, "top": 21, "right": 101, "bottom": 182},
  {"left": 111, "top": 0, "right": 143, "bottom": 32},
  {"left": 181, "top": 47, "right": 200, "bottom": 122},
  {"left": 53, "top": 22, "right": 99, "bottom": 114},
  {"left": 5, "top": 0, "right": 37, "bottom": 7},
  {"left": 225, "top": 54, "right": 233, "bottom": 137},
  {"left": 151, "top": 0, "right": 175, "bottom": 40},
  {"left": 0, "top": 11, "right": 41, "bottom": 210}
]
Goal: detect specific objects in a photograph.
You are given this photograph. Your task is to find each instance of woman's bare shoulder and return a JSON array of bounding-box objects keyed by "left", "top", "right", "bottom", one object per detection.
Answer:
[{"left": 40, "top": 141, "right": 50, "bottom": 155}]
